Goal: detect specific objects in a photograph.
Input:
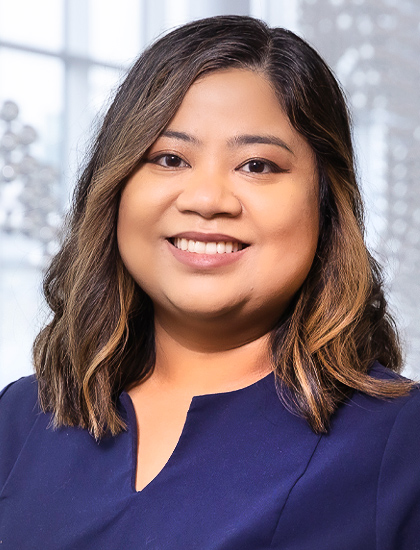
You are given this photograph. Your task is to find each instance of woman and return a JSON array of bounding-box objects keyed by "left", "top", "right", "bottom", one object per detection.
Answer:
[{"left": 1, "top": 15, "right": 419, "bottom": 550}]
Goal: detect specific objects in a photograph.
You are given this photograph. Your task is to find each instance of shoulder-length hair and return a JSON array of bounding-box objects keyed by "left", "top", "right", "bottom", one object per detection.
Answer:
[{"left": 34, "top": 15, "right": 413, "bottom": 439}]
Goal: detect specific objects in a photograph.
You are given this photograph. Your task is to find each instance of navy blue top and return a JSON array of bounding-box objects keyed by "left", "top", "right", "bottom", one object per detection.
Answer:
[{"left": 1, "top": 363, "right": 420, "bottom": 549}]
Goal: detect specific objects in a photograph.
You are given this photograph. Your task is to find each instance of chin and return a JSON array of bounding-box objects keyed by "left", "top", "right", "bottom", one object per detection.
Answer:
[
  {"left": 172, "top": 301, "right": 244, "bottom": 320},
  {"left": 155, "top": 289, "right": 243, "bottom": 319}
]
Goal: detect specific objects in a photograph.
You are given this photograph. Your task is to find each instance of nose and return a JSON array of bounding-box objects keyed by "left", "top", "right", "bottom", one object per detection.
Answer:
[{"left": 175, "top": 167, "right": 242, "bottom": 219}]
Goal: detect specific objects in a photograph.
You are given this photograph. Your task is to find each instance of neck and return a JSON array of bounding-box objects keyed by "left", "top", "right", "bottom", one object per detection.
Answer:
[{"left": 150, "top": 317, "right": 273, "bottom": 397}]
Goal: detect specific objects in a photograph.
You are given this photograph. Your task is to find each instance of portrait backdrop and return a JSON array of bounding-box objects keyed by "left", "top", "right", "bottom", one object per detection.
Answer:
[{"left": 0, "top": 0, "right": 419, "bottom": 387}]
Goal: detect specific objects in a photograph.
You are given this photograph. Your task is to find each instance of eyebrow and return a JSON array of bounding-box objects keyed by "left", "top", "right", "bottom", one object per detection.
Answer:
[
  {"left": 161, "top": 130, "right": 294, "bottom": 156},
  {"left": 228, "top": 134, "right": 294, "bottom": 155},
  {"left": 161, "top": 130, "right": 199, "bottom": 143}
]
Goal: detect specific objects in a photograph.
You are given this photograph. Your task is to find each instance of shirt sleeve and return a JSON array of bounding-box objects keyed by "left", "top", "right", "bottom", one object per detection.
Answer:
[{"left": 376, "top": 388, "right": 420, "bottom": 549}]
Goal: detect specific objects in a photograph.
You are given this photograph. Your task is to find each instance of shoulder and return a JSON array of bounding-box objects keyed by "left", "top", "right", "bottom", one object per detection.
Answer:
[
  {"left": 330, "top": 362, "right": 420, "bottom": 437},
  {"left": 300, "top": 364, "right": 420, "bottom": 547},
  {"left": 364, "top": 364, "right": 420, "bottom": 547},
  {"left": 0, "top": 375, "right": 43, "bottom": 489},
  {"left": 353, "top": 360, "right": 419, "bottom": 412},
  {"left": 341, "top": 363, "right": 420, "bottom": 547},
  {"left": 366, "top": 362, "right": 420, "bottom": 456},
  {"left": 0, "top": 374, "right": 40, "bottom": 420},
  {"left": 371, "top": 361, "right": 420, "bottom": 417},
  {"left": 369, "top": 360, "right": 416, "bottom": 383},
  {"left": 0, "top": 374, "right": 43, "bottom": 445}
]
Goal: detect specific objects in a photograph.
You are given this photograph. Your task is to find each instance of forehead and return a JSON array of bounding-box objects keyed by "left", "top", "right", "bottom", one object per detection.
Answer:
[
  {"left": 162, "top": 69, "right": 313, "bottom": 161},
  {"left": 176, "top": 69, "right": 285, "bottom": 124}
]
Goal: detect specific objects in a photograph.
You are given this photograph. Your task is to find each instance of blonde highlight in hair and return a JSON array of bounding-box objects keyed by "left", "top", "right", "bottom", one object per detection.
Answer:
[
  {"left": 272, "top": 165, "right": 409, "bottom": 432},
  {"left": 34, "top": 16, "right": 413, "bottom": 439}
]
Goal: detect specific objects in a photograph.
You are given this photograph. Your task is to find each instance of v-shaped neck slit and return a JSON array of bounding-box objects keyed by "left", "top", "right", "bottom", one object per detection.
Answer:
[
  {"left": 121, "top": 391, "right": 196, "bottom": 494},
  {"left": 120, "top": 372, "right": 275, "bottom": 495}
]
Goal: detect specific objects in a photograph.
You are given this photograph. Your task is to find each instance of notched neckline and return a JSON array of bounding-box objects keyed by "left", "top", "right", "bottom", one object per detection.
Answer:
[{"left": 119, "top": 371, "right": 275, "bottom": 494}]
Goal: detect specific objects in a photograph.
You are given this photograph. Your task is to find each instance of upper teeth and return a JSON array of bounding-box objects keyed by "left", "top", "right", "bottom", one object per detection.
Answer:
[{"left": 173, "top": 238, "right": 242, "bottom": 254}]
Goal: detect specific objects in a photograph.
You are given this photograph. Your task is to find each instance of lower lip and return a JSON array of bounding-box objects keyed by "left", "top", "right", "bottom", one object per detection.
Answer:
[{"left": 167, "top": 240, "right": 248, "bottom": 268}]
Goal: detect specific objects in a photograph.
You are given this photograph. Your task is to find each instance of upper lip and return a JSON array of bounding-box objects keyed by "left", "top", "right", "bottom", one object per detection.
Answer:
[{"left": 169, "top": 232, "right": 248, "bottom": 243}]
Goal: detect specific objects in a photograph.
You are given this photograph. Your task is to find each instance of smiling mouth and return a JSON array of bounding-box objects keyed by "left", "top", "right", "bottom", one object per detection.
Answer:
[{"left": 169, "top": 238, "right": 248, "bottom": 254}]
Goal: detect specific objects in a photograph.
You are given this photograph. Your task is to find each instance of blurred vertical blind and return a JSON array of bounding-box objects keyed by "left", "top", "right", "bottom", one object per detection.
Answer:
[{"left": 0, "top": 0, "right": 419, "bottom": 388}]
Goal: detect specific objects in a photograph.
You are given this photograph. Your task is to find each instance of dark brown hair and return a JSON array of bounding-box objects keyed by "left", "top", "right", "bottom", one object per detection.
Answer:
[{"left": 34, "top": 15, "right": 413, "bottom": 438}]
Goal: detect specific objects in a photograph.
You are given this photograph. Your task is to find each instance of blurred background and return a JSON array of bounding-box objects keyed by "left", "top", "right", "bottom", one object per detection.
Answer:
[{"left": 0, "top": 0, "right": 419, "bottom": 388}]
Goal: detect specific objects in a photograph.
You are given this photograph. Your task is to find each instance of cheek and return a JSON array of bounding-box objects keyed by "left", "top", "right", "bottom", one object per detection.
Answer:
[
  {"left": 117, "top": 188, "right": 152, "bottom": 279},
  {"left": 117, "top": 197, "right": 138, "bottom": 257},
  {"left": 117, "top": 181, "right": 175, "bottom": 295},
  {"left": 263, "top": 185, "right": 319, "bottom": 246},
  {"left": 256, "top": 190, "right": 320, "bottom": 289},
  {"left": 290, "top": 197, "right": 319, "bottom": 252},
  {"left": 117, "top": 178, "right": 162, "bottom": 245},
  {"left": 117, "top": 170, "right": 178, "bottom": 236}
]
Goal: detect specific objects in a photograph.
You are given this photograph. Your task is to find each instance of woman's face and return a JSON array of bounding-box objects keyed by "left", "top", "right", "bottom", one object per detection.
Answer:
[{"left": 118, "top": 69, "right": 319, "bottom": 338}]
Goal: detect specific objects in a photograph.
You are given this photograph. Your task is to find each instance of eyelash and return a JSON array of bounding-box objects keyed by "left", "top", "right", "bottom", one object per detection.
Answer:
[
  {"left": 147, "top": 153, "right": 287, "bottom": 174},
  {"left": 237, "top": 159, "right": 286, "bottom": 174},
  {"left": 147, "top": 153, "right": 190, "bottom": 168}
]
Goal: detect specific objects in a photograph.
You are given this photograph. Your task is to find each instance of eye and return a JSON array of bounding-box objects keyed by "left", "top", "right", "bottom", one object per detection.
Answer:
[
  {"left": 238, "top": 159, "right": 284, "bottom": 174},
  {"left": 149, "top": 154, "right": 189, "bottom": 168}
]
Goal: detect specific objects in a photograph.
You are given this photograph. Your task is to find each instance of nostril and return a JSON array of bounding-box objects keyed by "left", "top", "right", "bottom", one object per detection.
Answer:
[{"left": 175, "top": 182, "right": 243, "bottom": 218}]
